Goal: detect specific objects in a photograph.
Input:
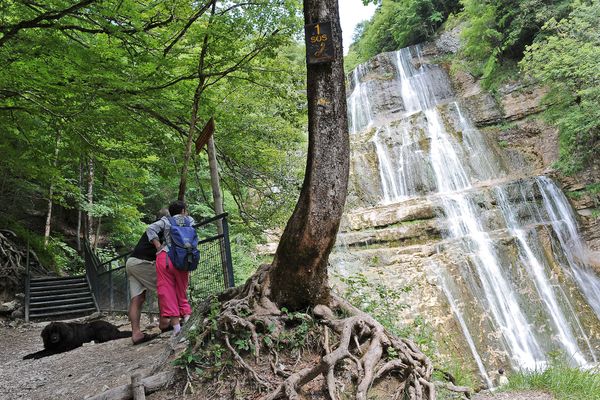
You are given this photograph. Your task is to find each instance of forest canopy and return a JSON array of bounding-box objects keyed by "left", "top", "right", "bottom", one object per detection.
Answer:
[{"left": 0, "top": 0, "right": 306, "bottom": 274}]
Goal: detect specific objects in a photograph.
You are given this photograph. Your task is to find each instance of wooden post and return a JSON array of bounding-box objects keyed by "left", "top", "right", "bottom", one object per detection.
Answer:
[{"left": 131, "top": 373, "right": 145, "bottom": 400}]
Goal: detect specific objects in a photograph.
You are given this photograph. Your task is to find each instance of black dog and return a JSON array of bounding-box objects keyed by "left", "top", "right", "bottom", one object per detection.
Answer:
[{"left": 23, "top": 320, "right": 132, "bottom": 360}]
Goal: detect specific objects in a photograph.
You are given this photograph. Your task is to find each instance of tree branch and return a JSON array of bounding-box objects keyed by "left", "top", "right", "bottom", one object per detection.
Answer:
[
  {"left": 203, "top": 30, "right": 280, "bottom": 86},
  {"left": 0, "top": 0, "right": 99, "bottom": 47},
  {"left": 126, "top": 104, "right": 188, "bottom": 138},
  {"left": 163, "top": 0, "right": 215, "bottom": 57}
]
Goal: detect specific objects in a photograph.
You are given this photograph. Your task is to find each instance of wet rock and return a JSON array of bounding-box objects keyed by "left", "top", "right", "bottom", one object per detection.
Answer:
[{"left": 342, "top": 199, "right": 437, "bottom": 231}]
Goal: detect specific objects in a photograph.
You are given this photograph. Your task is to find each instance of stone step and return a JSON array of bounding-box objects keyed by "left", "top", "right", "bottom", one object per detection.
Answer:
[
  {"left": 29, "top": 297, "right": 94, "bottom": 308},
  {"left": 28, "top": 307, "right": 97, "bottom": 319},
  {"left": 30, "top": 282, "right": 88, "bottom": 292},
  {"left": 30, "top": 292, "right": 91, "bottom": 303}
]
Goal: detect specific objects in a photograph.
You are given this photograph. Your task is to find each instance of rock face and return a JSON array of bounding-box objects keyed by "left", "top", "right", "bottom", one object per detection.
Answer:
[
  {"left": 333, "top": 45, "right": 600, "bottom": 387},
  {"left": 454, "top": 74, "right": 600, "bottom": 254}
]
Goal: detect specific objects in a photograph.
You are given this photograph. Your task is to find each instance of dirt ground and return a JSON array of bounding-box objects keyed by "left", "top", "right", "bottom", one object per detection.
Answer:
[
  {"left": 472, "top": 391, "right": 554, "bottom": 400},
  {"left": 0, "top": 314, "right": 555, "bottom": 400},
  {"left": 0, "top": 313, "right": 174, "bottom": 400}
]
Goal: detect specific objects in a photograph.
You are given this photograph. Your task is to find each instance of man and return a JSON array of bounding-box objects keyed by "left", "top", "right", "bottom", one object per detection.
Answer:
[{"left": 125, "top": 208, "right": 170, "bottom": 344}]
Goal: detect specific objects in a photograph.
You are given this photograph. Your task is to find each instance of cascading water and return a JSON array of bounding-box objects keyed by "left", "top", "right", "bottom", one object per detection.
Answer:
[{"left": 338, "top": 45, "right": 600, "bottom": 381}]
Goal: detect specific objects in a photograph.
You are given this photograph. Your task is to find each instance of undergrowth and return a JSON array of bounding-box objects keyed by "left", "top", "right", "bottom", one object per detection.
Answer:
[
  {"left": 174, "top": 297, "right": 319, "bottom": 387},
  {"left": 335, "top": 271, "right": 477, "bottom": 395},
  {"left": 503, "top": 363, "right": 600, "bottom": 400}
]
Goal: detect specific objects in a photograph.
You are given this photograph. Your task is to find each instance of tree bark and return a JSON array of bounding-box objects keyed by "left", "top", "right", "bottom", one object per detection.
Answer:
[
  {"left": 207, "top": 135, "right": 224, "bottom": 231},
  {"left": 87, "top": 157, "right": 94, "bottom": 242},
  {"left": 76, "top": 160, "right": 83, "bottom": 252},
  {"left": 177, "top": 79, "right": 204, "bottom": 201},
  {"left": 269, "top": 0, "right": 349, "bottom": 310},
  {"left": 207, "top": 134, "right": 229, "bottom": 286},
  {"left": 44, "top": 130, "right": 61, "bottom": 246},
  {"left": 177, "top": 1, "right": 215, "bottom": 201},
  {"left": 93, "top": 216, "right": 101, "bottom": 250}
]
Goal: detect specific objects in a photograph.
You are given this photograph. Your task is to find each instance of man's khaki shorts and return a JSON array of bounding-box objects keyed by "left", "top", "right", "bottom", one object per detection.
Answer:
[{"left": 125, "top": 257, "right": 157, "bottom": 298}]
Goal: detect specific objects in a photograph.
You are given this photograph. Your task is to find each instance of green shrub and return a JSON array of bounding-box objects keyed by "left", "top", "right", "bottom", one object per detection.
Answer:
[{"left": 505, "top": 363, "right": 600, "bottom": 400}]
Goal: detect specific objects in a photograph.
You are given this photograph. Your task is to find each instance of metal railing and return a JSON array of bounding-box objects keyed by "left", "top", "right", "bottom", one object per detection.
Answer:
[{"left": 84, "top": 213, "right": 235, "bottom": 313}]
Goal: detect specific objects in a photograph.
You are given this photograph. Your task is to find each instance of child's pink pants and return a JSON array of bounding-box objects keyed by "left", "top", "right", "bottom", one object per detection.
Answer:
[{"left": 155, "top": 251, "right": 192, "bottom": 318}]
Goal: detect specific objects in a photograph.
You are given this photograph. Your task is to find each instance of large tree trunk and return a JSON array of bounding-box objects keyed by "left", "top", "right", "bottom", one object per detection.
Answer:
[
  {"left": 269, "top": 0, "right": 348, "bottom": 310},
  {"left": 44, "top": 130, "right": 61, "bottom": 246}
]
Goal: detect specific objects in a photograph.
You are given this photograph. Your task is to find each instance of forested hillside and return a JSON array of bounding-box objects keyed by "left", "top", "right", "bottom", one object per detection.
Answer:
[
  {"left": 0, "top": 0, "right": 306, "bottom": 279},
  {"left": 348, "top": 0, "right": 599, "bottom": 179}
]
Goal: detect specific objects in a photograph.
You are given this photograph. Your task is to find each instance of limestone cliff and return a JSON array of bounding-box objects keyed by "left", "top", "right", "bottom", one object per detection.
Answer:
[{"left": 333, "top": 39, "right": 600, "bottom": 387}]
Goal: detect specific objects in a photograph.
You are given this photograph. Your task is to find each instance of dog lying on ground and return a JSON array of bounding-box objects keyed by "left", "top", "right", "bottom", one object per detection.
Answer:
[{"left": 23, "top": 320, "right": 132, "bottom": 360}]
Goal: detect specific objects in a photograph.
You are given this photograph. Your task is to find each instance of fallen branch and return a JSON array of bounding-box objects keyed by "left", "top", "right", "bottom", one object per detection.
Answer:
[{"left": 86, "top": 370, "right": 175, "bottom": 400}]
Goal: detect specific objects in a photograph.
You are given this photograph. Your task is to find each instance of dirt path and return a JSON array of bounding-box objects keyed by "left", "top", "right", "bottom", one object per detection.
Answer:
[
  {"left": 473, "top": 391, "right": 554, "bottom": 400},
  {"left": 0, "top": 315, "right": 556, "bottom": 400},
  {"left": 0, "top": 314, "right": 172, "bottom": 400}
]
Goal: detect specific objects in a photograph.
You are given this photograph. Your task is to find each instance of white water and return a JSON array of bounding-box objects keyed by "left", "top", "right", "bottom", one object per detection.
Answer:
[
  {"left": 345, "top": 45, "right": 600, "bottom": 376},
  {"left": 495, "top": 185, "right": 594, "bottom": 365},
  {"left": 537, "top": 177, "right": 600, "bottom": 317},
  {"left": 348, "top": 64, "right": 373, "bottom": 134},
  {"left": 432, "top": 262, "right": 494, "bottom": 388}
]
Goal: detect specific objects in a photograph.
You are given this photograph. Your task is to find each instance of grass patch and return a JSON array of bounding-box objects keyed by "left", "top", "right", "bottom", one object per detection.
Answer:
[{"left": 504, "top": 364, "right": 600, "bottom": 400}]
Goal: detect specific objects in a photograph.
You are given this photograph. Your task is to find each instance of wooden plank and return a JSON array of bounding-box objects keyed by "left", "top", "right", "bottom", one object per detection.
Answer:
[
  {"left": 86, "top": 371, "right": 174, "bottom": 400},
  {"left": 194, "top": 117, "right": 215, "bottom": 154},
  {"left": 131, "top": 373, "right": 145, "bottom": 400}
]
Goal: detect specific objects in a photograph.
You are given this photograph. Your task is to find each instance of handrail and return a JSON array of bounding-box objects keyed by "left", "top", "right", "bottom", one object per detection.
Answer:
[
  {"left": 24, "top": 238, "right": 30, "bottom": 323},
  {"left": 193, "top": 212, "right": 229, "bottom": 228},
  {"left": 88, "top": 213, "right": 235, "bottom": 313},
  {"left": 198, "top": 233, "right": 224, "bottom": 245},
  {"left": 97, "top": 251, "right": 132, "bottom": 270},
  {"left": 97, "top": 264, "right": 126, "bottom": 276}
]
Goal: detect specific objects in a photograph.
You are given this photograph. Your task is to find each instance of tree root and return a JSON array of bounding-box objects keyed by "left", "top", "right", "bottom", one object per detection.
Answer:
[
  {"left": 224, "top": 335, "right": 271, "bottom": 389},
  {"left": 188, "top": 265, "right": 443, "bottom": 400},
  {"left": 261, "top": 297, "right": 434, "bottom": 400},
  {"left": 0, "top": 231, "right": 27, "bottom": 292}
]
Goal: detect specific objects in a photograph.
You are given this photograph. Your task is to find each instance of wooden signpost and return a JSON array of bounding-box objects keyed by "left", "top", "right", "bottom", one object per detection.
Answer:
[{"left": 304, "top": 21, "right": 335, "bottom": 64}]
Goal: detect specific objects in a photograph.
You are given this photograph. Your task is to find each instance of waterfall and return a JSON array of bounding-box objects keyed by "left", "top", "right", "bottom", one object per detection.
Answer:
[
  {"left": 432, "top": 261, "right": 494, "bottom": 388},
  {"left": 537, "top": 177, "right": 600, "bottom": 317},
  {"left": 340, "top": 45, "right": 600, "bottom": 380}
]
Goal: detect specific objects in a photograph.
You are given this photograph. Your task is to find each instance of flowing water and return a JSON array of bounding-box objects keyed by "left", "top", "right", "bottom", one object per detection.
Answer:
[{"left": 340, "top": 45, "right": 600, "bottom": 379}]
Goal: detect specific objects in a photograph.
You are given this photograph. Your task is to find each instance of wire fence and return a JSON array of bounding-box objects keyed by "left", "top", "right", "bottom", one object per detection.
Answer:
[{"left": 84, "top": 213, "right": 235, "bottom": 314}]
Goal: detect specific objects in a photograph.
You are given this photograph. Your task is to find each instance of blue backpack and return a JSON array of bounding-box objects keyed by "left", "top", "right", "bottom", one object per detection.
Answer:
[{"left": 167, "top": 217, "right": 200, "bottom": 271}]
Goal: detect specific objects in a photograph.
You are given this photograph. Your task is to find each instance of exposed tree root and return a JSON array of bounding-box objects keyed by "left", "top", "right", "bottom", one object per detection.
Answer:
[
  {"left": 0, "top": 230, "right": 31, "bottom": 294},
  {"left": 185, "top": 264, "right": 470, "bottom": 400},
  {"left": 261, "top": 297, "right": 434, "bottom": 400},
  {"left": 0, "top": 230, "right": 48, "bottom": 296}
]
